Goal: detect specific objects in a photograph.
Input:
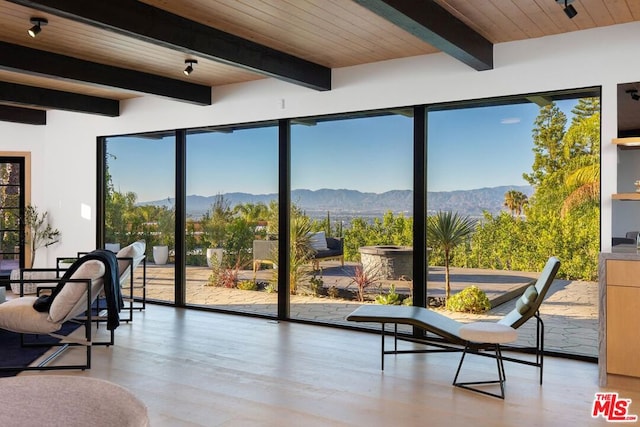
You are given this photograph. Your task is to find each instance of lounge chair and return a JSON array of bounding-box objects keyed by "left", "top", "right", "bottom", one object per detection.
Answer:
[
  {"left": 0, "top": 254, "right": 113, "bottom": 372},
  {"left": 346, "top": 256, "right": 561, "bottom": 384},
  {"left": 74, "top": 240, "right": 147, "bottom": 322}
]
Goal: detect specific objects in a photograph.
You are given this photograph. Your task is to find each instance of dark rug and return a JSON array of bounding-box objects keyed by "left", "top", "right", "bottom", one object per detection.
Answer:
[{"left": 0, "top": 321, "right": 82, "bottom": 377}]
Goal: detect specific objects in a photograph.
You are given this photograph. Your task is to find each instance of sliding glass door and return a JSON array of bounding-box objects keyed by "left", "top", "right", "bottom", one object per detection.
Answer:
[
  {"left": 104, "top": 134, "right": 176, "bottom": 304},
  {"left": 184, "top": 124, "right": 279, "bottom": 316}
]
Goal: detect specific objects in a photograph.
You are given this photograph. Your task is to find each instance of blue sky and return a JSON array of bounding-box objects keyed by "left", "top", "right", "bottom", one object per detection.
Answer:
[{"left": 107, "top": 99, "right": 579, "bottom": 203}]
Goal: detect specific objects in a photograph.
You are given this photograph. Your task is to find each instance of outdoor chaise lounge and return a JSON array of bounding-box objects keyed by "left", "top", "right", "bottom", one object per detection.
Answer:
[{"left": 346, "top": 256, "right": 561, "bottom": 384}]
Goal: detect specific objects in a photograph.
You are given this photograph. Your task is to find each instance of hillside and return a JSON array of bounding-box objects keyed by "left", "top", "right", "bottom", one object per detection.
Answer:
[{"left": 140, "top": 186, "right": 533, "bottom": 218}]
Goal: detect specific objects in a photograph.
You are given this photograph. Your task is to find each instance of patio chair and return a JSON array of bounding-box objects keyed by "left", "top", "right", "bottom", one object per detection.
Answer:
[
  {"left": 0, "top": 253, "right": 116, "bottom": 372},
  {"left": 253, "top": 239, "right": 277, "bottom": 272},
  {"left": 346, "top": 256, "right": 561, "bottom": 384}
]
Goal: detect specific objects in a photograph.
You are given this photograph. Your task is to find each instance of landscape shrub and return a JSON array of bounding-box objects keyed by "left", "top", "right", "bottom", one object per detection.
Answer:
[
  {"left": 445, "top": 285, "right": 490, "bottom": 313},
  {"left": 237, "top": 280, "right": 257, "bottom": 291}
]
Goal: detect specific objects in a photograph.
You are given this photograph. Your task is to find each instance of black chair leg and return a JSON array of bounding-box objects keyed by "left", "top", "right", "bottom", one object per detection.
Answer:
[{"left": 453, "top": 343, "right": 507, "bottom": 399}]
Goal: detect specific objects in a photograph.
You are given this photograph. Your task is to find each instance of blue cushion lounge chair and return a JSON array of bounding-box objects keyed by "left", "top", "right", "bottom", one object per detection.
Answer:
[{"left": 346, "top": 256, "right": 561, "bottom": 384}]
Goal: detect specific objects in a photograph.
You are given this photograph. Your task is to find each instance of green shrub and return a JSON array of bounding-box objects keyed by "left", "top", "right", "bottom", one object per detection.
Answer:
[
  {"left": 237, "top": 280, "right": 257, "bottom": 291},
  {"left": 375, "top": 284, "right": 402, "bottom": 305},
  {"left": 308, "top": 271, "right": 324, "bottom": 296},
  {"left": 445, "top": 285, "right": 490, "bottom": 313},
  {"left": 327, "top": 285, "right": 339, "bottom": 299}
]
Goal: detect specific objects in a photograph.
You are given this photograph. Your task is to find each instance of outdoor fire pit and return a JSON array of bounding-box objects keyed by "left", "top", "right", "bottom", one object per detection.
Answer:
[{"left": 359, "top": 245, "right": 413, "bottom": 280}]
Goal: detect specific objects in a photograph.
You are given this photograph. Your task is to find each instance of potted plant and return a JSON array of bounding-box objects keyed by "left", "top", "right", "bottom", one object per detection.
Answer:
[
  {"left": 153, "top": 202, "right": 174, "bottom": 265},
  {"left": 25, "top": 205, "right": 61, "bottom": 268},
  {"left": 58, "top": 257, "right": 77, "bottom": 269},
  {"left": 202, "top": 194, "right": 232, "bottom": 268}
]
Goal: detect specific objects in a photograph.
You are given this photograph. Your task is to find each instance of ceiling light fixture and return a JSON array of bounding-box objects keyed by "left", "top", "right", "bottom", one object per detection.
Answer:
[
  {"left": 556, "top": 0, "right": 577, "bottom": 19},
  {"left": 28, "top": 17, "right": 48, "bottom": 38},
  {"left": 184, "top": 59, "right": 197, "bottom": 76},
  {"left": 626, "top": 89, "right": 640, "bottom": 101}
]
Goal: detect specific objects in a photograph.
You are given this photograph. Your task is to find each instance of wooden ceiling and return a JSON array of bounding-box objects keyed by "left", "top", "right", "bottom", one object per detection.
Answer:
[{"left": 0, "top": 0, "right": 638, "bottom": 125}]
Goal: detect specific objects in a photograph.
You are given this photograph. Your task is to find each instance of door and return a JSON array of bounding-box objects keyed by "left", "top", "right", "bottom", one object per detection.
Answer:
[{"left": 0, "top": 157, "right": 25, "bottom": 282}]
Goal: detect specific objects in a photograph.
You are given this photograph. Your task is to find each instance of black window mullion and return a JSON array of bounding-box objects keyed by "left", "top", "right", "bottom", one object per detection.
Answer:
[{"left": 278, "top": 119, "right": 291, "bottom": 319}]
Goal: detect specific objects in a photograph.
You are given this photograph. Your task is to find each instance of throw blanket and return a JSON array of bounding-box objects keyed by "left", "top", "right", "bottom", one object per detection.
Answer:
[{"left": 33, "top": 250, "right": 123, "bottom": 330}]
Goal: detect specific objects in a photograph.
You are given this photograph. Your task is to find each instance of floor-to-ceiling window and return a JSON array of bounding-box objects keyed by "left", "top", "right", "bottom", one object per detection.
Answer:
[
  {"left": 426, "top": 93, "right": 600, "bottom": 358},
  {"left": 99, "top": 90, "right": 600, "bottom": 359},
  {"left": 184, "top": 124, "right": 279, "bottom": 316},
  {"left": 289, "top": 111, "right": 414, "bottom": 325},
  {"left": 104, "top": 133, "right": 176, "bottom": 304}
]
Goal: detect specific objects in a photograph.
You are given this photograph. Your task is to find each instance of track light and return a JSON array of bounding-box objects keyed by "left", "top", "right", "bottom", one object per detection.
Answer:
[
  {"left": 564, "top": 4, "right": 577, "bottom": 19},
  {"left": 556, "top": 0, "right": 577, "bottom": 19},
  {"left": 184, "top": 59, "right": 197, "bottom": 76},
  {"left": 28, "top": 17, "right": 48, "bottom": 38},
  {"left": 627, "top": 89, "right": 640, "bottom": 101}
]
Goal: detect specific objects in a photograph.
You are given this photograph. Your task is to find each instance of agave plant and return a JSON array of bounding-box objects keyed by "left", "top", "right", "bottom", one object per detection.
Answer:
[{"left": 269, "top": 215, "right": 314, "bottom": 294}]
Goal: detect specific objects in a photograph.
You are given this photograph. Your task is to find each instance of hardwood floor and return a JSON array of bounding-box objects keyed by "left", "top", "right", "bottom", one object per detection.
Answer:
[{"left": 16, "top": 305, "right": 638, "bottom": 426}]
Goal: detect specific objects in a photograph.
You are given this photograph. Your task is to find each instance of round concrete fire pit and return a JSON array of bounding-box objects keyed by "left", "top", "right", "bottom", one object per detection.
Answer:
[{"left": 359, "top": 245, "right": 413, "bottom": 280}]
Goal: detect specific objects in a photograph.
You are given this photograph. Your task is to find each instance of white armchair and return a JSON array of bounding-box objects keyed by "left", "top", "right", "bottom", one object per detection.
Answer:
[
  {"left": 0, "top": 258, "right": 107, "bottom": 372},
  {"left": 115, "top": 241, "right": 147, "bottom": 320}
]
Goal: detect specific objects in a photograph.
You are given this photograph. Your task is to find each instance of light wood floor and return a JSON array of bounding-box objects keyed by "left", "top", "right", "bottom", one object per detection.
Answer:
[{"left": 16, "top": 305, "right": 637, "bottom": 426}]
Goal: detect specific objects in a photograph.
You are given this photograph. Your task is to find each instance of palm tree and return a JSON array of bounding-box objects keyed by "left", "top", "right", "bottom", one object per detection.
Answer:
[
  {"left": 234, "top": 202, "right": 268, "bottom": 225},
  {"left": 503, "top": 190, "right": 528, "bottom": 218},
  {"left": 561, "top": 160, "right": 600, "bottom": 217},
  {"left": 427, "top": 211, "right": 476, "bottom": 302}
]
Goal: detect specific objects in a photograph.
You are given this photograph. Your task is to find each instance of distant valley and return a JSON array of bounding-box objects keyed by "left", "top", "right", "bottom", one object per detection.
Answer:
[{"left": 141, "top": 186, "right": 533, "bottom": 220}]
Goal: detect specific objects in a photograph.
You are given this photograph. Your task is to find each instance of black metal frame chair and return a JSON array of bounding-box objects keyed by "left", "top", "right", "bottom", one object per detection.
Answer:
[{"left": 0, "top": 261, "right": 114, "bottom": 373}]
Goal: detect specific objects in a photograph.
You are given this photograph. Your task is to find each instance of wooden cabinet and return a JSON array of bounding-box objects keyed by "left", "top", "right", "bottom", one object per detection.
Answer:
[{"left": 604, "top": 259, "right": 640, "bottom": 384}]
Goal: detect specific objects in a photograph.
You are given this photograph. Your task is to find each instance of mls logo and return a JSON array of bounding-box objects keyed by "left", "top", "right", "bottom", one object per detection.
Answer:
[{"left": 592, "top": 392, "right": 638, "bottom": 422}]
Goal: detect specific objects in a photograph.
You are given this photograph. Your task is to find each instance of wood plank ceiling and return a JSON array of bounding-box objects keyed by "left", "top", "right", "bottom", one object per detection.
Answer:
[{"left": 0, "top": 0, "right": 638, "bottom": 125}]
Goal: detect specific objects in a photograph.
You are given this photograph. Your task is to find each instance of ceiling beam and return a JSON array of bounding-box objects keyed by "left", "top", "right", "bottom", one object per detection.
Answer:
[
  {"left": 8, "top": 0, "right": 332, "bottom": 91},
  {"left": 526, "top": 95, "right": 553, "bottom": 108},
  {"left": 353, "top": 0, "right": 493, "bottom": 71},
  {"left": 0, "top": 82, "right": 119, "bottom": 116},
  {"left": 0, "top": 42, "right": 211, "bottom": 105},
  {"left": 0, "top": 105, "right": 46, "bottom": 125}
]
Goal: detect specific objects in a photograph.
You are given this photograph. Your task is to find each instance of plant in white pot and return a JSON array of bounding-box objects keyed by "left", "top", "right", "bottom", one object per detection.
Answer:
[
  {"left": 153, "top": 201, "right": 175, "bottom": 265},
  {"left": 202, "top": 194, "right": 231, "bottom": 268},
  {"left": 25, "top": 205, "right": 61, "bottom": 268}
]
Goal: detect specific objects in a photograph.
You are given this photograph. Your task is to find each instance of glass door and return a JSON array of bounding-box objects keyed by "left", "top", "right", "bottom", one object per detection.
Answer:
[{"left": 0, "top": 157, "right": 25, "bottom": 283}]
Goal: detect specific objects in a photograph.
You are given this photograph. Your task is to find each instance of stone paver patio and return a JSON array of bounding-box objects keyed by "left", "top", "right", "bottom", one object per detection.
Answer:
[{"left": 130, "top": 260, "right": 598, "bottom": 359}]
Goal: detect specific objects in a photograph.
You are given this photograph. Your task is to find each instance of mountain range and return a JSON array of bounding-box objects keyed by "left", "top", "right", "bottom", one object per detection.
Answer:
[{"left": 141, "top": 185, "right": 533, "bottom": 219}]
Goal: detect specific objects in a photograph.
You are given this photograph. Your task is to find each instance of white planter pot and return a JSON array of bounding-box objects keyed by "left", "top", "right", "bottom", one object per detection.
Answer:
[
  {"left": 153, "top": 245, "right": 169, "bottom": 265},
  {"left": 206, "top": 248, "right": 224, "bottom": 268}
]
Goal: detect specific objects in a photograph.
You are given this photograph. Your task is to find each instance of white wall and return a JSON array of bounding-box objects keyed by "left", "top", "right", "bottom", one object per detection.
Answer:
[{"left": 2, "top": 21, "right": 639, "bottom": 264}]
